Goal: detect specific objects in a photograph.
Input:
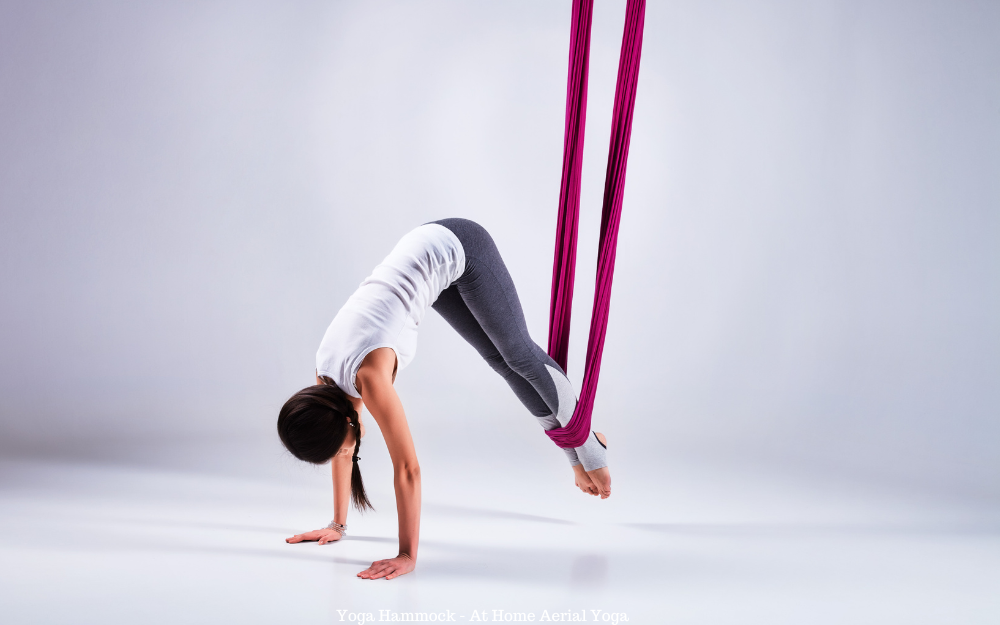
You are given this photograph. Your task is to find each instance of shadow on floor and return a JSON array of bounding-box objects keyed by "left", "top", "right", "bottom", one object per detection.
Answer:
[
  {"left": 424, "top": 503, "right": 575, "bottom": 525},
  {"left": 624, "top": 521, "right": 1000, "bottom": 537}
]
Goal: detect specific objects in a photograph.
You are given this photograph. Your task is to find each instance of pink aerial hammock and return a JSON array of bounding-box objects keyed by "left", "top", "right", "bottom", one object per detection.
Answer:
[{"left": 545, "top": 0, "right": 646, "bottom": 449}]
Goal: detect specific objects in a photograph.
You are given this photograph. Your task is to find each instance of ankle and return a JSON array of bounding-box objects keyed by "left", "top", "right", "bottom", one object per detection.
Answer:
[{"left": 576, "top": 431, "right": 608, "bottom": 472}]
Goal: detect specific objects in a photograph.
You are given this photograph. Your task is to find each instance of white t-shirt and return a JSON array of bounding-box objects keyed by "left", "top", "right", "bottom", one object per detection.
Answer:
[{"left": 316, "top": 224, "right": 466, "bottom": 398}]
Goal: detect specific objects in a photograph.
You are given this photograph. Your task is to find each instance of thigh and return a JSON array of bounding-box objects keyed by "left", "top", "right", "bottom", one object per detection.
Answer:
[
  {"left": 431, "top": 285, "right": 503, "bottom": 363},
  {"left": 451, "top": 234, "right": 551, "bottom": 372},
  {"left": 434, "top": 218, "right": 564, "bottom": 400},
  {"left": 432, "top": 284, "right": 554, "bottom": 416}
]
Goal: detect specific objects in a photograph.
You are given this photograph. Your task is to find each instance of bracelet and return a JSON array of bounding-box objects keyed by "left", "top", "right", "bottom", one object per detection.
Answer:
[{"left": 325, "top": 520, "right": 347, "bottom": 536}]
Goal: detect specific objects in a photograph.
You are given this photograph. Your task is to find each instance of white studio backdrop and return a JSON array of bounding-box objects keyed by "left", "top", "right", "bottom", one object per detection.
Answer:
[{"left": 0, "top": 0, "right": 997, "bottom": 505}]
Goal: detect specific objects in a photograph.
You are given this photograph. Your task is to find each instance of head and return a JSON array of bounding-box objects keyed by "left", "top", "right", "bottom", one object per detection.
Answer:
[{"left": 277, "top": 378, "right": 374, "bottom": 511}]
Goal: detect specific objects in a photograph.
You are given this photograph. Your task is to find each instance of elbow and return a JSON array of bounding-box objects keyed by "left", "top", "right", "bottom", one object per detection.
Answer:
[{"left": 395, "top": 463, "right": 421, "bottom": 483}]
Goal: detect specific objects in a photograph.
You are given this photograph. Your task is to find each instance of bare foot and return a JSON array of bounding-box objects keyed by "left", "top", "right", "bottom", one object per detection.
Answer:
[
  {"left": 586, "top": 466, "right": 611, "bottom": 499},
  {"left": 571, "top": 432, "right": 611, "bottom": 498},
  {"left": 573, "top": 463, "right": 599, "bottom": 496},
  {"left": 588, "top": 431, "right": 611, "bottom": 498}
]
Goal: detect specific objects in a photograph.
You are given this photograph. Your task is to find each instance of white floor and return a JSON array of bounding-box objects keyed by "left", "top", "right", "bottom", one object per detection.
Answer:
[{"left": 0, "top": 453, "right": 998, "bottom": 625}]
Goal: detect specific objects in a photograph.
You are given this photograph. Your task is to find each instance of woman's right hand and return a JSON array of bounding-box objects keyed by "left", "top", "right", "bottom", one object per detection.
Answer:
[{"left": 286, "top": 529, "right": 343, "bottom": 545}]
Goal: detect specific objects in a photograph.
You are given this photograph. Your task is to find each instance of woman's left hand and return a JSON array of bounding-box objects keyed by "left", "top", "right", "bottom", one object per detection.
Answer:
[
  {"left": 357, "top": 554, "right": 415, "bottom": 580},
  {"left": 285, "top": 528, "right": 343, "bottom": 545}
]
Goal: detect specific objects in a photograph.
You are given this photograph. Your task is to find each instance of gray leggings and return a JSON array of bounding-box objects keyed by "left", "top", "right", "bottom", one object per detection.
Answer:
[{"left": 430, "top": 218, "right": 606, "bottom": 470}]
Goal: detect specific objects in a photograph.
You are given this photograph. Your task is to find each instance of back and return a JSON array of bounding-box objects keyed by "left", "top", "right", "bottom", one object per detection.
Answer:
[{"left": 316, "top": 224, "right": 466, "bottom": 398}]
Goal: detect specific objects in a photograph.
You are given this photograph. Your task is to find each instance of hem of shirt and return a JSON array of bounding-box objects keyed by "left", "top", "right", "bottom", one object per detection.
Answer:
[{"left": 421, "top": 222, "right": 466, "bottom": 285}]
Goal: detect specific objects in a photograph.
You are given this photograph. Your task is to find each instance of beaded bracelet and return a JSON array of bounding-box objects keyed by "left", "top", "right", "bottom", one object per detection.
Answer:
[{"left": 325, "top": 521, "right": 347, "bottom": 537}]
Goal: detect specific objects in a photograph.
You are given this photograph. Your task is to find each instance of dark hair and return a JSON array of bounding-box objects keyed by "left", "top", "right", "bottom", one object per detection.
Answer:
[{"left": 277, "top": 378, "right": 374, "bottom": 511}]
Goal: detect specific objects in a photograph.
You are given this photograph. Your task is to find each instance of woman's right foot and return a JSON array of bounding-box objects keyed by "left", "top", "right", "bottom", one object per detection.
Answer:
[
  {"left": 575, "top": 431, "right": 608, "bottom": 472},
  {"left": 586, "top": 466, "right": 611, "bottom": 499}
]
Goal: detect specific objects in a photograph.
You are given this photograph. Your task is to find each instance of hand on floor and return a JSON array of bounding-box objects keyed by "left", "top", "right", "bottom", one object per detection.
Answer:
[
  {"left": 285, "top": 528, "right": 343, "bottom": 545},
  {"left": 358, "top": 554, "right": 415, "bottom": 580}
]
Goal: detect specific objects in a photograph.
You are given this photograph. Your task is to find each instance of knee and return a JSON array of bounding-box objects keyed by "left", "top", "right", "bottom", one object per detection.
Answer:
[
  {"left": 504, "top": 353, "right": 543, "bottom": 379},
  {"left": 483, "top": 353, "right": 514, "bottom": 376}
]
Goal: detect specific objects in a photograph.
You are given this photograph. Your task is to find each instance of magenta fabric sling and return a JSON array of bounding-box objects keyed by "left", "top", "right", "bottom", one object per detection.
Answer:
[{"left": 546, "top": 0, "right": 646, "bottom": 449}]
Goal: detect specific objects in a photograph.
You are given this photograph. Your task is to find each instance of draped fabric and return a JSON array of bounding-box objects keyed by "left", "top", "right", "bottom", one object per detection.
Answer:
[
  {"left": 546, "top": 0, "right": 593, "bottom": 371},
  {"left": 545, "top": 0, "right": 646, "bottom": 449}
]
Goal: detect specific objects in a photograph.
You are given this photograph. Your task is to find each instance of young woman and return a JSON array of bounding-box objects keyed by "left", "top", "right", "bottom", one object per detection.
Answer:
[{"left": 278, "top": 218, "right": 611, "bottom": 580}]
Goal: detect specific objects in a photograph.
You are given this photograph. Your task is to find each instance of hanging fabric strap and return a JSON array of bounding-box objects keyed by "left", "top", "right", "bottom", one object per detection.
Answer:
[{"left": 546, "top": 0, "right": 646, "bottom": 449}]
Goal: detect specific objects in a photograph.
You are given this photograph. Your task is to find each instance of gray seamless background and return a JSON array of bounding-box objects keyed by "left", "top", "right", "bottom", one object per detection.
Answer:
[{"left": 1, "top": 0, "right": 997, "bottom": 502}]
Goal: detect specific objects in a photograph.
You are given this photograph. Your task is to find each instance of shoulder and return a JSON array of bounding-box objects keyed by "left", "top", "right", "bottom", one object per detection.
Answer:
[
  {"left": 356, "top": 347, "right": 397, "bottom": 386},
  {"left": 362, "top": 346, "right": 396, "bottom": 367}
]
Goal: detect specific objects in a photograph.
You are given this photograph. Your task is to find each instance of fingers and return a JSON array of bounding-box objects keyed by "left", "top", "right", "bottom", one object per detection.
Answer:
[
  {"left": 358, "top": 560, "right": 391, "bottom": 579},
  {"left": 369, "top": 564, "right": 394, "bottom": 579},
  {"left": 357, "top": 561, "right": 379, "bottom": 579},
  {"left": 358, "top": 558, "right": 410, "bottom": 580}
]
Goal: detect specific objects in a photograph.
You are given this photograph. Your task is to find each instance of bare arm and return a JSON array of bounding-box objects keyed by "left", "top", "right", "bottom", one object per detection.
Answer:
[
  {"left": 329, "top": 443, "right": 352, "bottom": 523},
  {"left": 355, "top": 347, "right": 419, "bottom": 580},
  {"left": 285, "top": 375, "right": 361, "bottom": 546},
  {"left": 330, "top": 372, "right": 361, "bottom": 531}
]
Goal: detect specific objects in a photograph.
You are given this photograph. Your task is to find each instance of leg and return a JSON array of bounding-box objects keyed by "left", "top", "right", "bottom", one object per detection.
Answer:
[
  {"left": 433, "top": 219, "right": 607, "bottom": 472},
  {"left": 432, "top": 285, "right": 551, "bottom": 418},
  {"left": 433, "top": 219, "right": 561, "bottom": 412},
  {"left": 432, "top": 285, "right": 582, "bottom": 467}
]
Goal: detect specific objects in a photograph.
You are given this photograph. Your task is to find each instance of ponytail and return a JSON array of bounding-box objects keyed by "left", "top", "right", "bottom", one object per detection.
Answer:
[{"left": 348, "top": 411, "right": 374, "bottom": 512}]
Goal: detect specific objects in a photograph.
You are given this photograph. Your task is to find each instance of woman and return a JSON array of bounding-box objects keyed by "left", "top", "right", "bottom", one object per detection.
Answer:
[{"left": 278, "top": 218, "right": 611, "bottom": 580}]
